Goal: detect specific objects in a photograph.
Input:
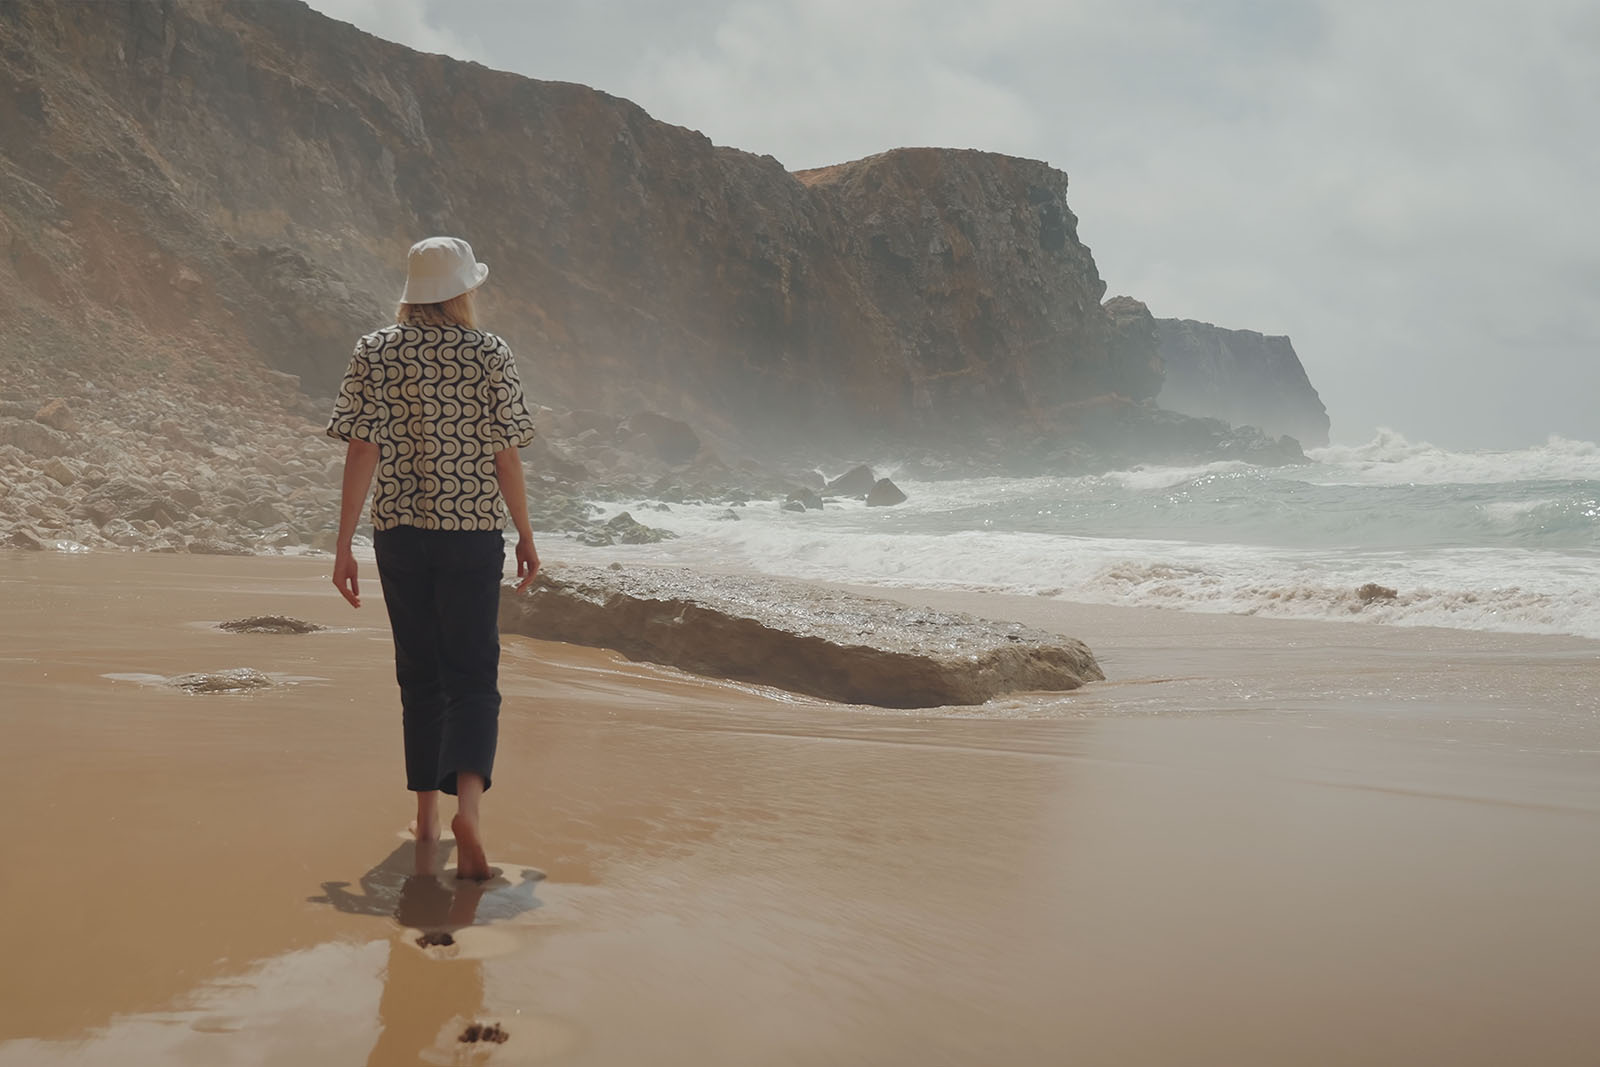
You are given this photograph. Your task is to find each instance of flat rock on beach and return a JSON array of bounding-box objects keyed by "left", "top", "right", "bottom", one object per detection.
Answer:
[{"left": 499, "top": 564, "right": 1103, "bottom": 707}]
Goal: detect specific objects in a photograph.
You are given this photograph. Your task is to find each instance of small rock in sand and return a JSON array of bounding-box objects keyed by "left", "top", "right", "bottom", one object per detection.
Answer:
[
  {"left": 459, "top": 1022, "right": 509, "bottom": 1045},
  {"left": 169, "top": 668, "right": 275, "bottom": 693},
  {"left": 218, "top": 615, "right": 324, "bottom": 634}
]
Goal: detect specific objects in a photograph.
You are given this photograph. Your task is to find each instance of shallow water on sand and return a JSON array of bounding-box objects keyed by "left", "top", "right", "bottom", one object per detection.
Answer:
[{"left": 1, "top": 552, "right": 1598, "bottom": 1065}]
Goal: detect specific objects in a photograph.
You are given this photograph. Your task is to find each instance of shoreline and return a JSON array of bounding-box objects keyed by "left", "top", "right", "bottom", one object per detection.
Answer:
[{"left": 3, "top": 550, "right": 1599, "bottom": 1064}]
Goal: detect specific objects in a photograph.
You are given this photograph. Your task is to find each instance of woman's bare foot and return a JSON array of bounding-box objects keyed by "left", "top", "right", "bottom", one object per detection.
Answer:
[{"left": 451, "top": 813, "right": 491, "bottom": 881}]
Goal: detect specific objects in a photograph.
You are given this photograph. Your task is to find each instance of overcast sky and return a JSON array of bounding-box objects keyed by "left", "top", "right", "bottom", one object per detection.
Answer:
[{"left": 309, "top": 0, "right": 1597, "bottom": 449}]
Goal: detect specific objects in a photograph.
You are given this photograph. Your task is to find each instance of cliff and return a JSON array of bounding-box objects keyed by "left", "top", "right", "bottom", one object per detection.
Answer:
[
  {"left": 1155, "top": 318, "right": 1330, "bottom": 448},
  {"left": 0, "top": 0, "right": 1167, "bottom": 458}
]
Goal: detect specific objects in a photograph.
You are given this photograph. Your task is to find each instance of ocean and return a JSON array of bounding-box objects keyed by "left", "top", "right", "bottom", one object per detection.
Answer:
[{"left": 571, "top": 431, "right": 1600, "bottom": 641}]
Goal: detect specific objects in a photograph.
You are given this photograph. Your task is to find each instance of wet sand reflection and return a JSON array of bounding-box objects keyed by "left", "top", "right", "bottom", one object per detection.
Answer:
[{"left": 310, "top": 837, "right": 545, "bottom": 1062}]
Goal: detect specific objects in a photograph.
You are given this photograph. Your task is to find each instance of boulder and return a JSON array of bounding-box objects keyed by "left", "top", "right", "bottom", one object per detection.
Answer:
[
  {"left": 239, "top": 499, "right": 290, "bottom": 526},
  {"left": 499, "top": 564, "right": 1104, "bottom": 708},
  {"left": 5, "top": 527, "right": 46, "bottom": 551},
  {"left": 825, "top": 464, "right": 877, "bottom": 496},
  {"left": 607, "top": 511, "right": 674, "bottom": 544},
  {"left": 785, "top": 487, "right": 823, "bottom": 511},
  {"left": 579, "top": 511, "right": 675, "bottom": 547},
  {"left": 0, "top": 417, "right": 73, "bottom": 457},
  {"left": 42, "top": 457, "right": 76, "bottom": 487},
  {"left": 34, "top": 399, "right": 75, "bottom": 432},
  {"left": 187, "top": 537, "right": 254, "bottom": 556},
  {"left": 791, "top": 469, "right": 827, "bottom": 492},
  {"left": 620, "top": 411, "right": 701, "bottom": 465},
  {"left": 521, "top": 435, "right": 591, "bottom": 482},
  {"left": 561, "top": 409, "right": 624, "bottom": 438},
  {"left": 649, "top": 476, "right": 686, "bottom": 503},
  {"left": 80, "top": 479, "right": 189, "bottom": 526},
  {"left": 865, "top": 478, "right": 907, "bottom": 507},
  {"left": 101, "top": 518, "right": 142, "bottom": 547}
]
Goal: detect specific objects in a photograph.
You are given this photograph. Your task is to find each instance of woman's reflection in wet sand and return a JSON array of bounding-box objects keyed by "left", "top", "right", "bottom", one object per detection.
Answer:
[{"left": 309, "top": 839, "right": 541, "bottom": 1063}]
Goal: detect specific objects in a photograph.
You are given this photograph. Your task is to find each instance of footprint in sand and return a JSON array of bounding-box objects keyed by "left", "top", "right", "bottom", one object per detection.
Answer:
[{"left": 314, "top": 836, "right": 547, "bottom": 961}]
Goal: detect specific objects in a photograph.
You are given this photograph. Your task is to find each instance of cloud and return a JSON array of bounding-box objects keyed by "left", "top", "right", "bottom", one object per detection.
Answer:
[
  {"left": 628, "top": 3, "right": 1044, "bottom": 165},
  {"left": 306, "top": 0, "right": 484, "bottom": 62}
]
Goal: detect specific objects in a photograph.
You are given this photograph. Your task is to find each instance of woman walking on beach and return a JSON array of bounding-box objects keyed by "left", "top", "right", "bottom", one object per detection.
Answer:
[{"left": 326, "top": 236, "right": 540, "bottom": 880}]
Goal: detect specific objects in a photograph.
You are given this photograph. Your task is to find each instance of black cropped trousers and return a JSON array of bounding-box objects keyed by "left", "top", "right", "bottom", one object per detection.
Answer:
[{"left": 373, "top": 525, "right": 504, "bottom": 795}]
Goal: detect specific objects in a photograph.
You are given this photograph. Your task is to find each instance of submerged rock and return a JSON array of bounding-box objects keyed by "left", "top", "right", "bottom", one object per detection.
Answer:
[
  {"left": 500, "top": 565, "right": 1103, "bottom": 708},
  {"left": 785, "top": 487, "right": 823, "bottom": 511},
  {"left": 865, "top": 478, "right": 907, "bottom": 507},
  {"left": 578, "top": 511, "right": 676, "bottom": 547},
  {"left": 825, "top": 464, "right": 877, "bottom": 497},
  {"left": 218, "top": 615, "right": 325, "bottom": 634}
]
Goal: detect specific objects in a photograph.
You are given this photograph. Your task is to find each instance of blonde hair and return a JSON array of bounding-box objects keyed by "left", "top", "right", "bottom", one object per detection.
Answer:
[{"left": 396, "top": 290, "right": 477, "bottom": 329}]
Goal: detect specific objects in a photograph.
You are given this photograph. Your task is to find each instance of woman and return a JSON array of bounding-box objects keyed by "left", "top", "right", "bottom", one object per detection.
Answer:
[{"left": 326, "top": 236, "right": 539, "bottom": 880}]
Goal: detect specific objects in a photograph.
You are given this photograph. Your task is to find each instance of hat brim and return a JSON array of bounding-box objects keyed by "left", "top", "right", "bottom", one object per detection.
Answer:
[{"left": 399, "top": 261, "right": 490, "bottom": 305}]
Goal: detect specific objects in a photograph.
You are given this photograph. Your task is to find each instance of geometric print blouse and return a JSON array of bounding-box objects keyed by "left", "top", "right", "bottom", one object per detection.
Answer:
[{"left": 325, "top": 324, "right": 538, "bottom": 531}]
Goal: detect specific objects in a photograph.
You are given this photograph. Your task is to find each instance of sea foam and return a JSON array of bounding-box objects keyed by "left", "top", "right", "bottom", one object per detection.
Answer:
[{"left": 565, "top": 431, "right": 1600, "bottom": 641}]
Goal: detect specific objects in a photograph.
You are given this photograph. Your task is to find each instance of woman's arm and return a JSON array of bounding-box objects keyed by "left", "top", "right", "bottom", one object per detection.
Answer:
[
  {"left": 493, "top": 446, "right": 540, "bottom": 591},
  {"left": 332, "top": 439, "right": 380, "bottom": 607}
]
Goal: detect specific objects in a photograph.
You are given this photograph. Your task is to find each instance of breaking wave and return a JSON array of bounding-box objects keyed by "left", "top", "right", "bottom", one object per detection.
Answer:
[{"left": 562, "top": 431, "right": 1600, "bottom": 640}]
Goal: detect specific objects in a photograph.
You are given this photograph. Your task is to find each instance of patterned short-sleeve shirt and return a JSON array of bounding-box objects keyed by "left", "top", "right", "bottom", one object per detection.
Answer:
[{"left": 325, "top": 323, "right": 538, "bottom": 531}]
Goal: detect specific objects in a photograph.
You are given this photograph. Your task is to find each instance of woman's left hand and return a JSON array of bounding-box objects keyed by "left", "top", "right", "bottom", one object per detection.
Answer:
[
  {"left": 515, "top": 536, "right": 541, "bottom": 592},
  {"left": 333, "top": 548, "right": 362, "bottom": 608}
]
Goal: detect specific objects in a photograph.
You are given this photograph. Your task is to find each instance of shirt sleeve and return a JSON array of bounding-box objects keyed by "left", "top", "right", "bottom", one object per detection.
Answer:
[
  {"left": 483, "top": 337, "right": 538, "bottom": 452},
  {"left": 325, "top": 336, "right": 384, "bottom": 444}
]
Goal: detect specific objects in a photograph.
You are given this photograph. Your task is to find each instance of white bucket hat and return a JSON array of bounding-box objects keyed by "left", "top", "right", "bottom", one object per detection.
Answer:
[{"left": 399, "top": 236, "right": 489, "bottom": 304}]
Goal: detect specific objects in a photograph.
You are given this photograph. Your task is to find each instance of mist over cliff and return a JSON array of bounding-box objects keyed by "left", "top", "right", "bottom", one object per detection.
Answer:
[
  {"left": 1156, "top": 319, "right": 1330, "bottom": 448},
  {"left": 0, "top": 0, "right": 1322, "bottom": 463}
]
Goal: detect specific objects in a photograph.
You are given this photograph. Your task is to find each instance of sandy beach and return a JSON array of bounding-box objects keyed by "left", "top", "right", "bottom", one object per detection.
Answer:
[{"left": 2, "top": 550, "right": 1598, "bottom": 1065}]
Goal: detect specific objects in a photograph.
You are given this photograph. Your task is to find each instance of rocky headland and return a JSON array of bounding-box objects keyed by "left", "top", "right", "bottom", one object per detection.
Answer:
[
  {"left": 0, "top": 0, "right": 1323, "bottom": 475},
  {"left": 1156, "top": 318, "right": 1331, "bottom": 448}
]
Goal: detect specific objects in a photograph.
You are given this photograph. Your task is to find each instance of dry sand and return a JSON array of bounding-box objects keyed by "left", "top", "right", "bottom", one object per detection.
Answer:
[{"left": 1, "top": 551, "right": 1597, "bottom": 1065}]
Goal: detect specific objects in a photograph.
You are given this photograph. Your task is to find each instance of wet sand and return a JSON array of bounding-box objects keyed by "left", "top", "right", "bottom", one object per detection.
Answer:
[{"left": 1, "top": 551, "right": 1598, "bottom": 1065}]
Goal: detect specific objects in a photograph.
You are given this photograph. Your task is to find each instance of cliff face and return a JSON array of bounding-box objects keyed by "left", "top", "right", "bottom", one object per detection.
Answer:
[
  {"left": 1155, "top": 319, "right": 1330, "bottom": 448},
  {"left": 0, "top": 0, "right": 1160, "bottom": 453}
]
